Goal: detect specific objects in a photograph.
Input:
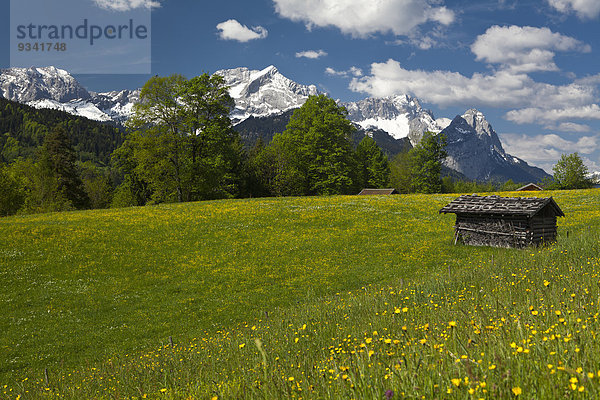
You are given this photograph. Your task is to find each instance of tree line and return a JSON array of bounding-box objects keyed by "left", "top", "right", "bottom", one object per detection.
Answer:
[{"left": 0, "top": 73, "right": 596, "bottom": 217}]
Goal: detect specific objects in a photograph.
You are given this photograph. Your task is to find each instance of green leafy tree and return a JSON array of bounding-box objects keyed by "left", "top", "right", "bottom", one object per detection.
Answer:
[
  {"left": 553, "top": 152, "right": 593, "bottom": 190},
  {"left": 389, "top": 150, "right": 414, "bottom": 193},
  {"left": 410, "top": 131, "right": 447, "bottom": 193},
  {"left": 79, "top": 162, "right": 113, "bottom": 209},
  {"left": 0, "top": 164, "right": 25, "bottom": 216},
  {"left": 441, "top": 176, "right": 455, "bottom": 193},
  {"left": 241, "top": 138, "right": 273, "bottom": 198},
  {"left": 271, "top": 95, "right": 356, "bottom": 195},
  {"left": 123, "top": 73, "right": 241, "bottom": 203},
  {"left": 501, "top": 179, "right": 519, "bottom": 191},
  {"left": 355, "top": 136, "right": 390, "bottom": 189}
]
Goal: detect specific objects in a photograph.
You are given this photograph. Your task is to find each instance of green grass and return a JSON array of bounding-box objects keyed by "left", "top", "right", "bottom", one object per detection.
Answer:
[{"left": 1, "top": 189, "right": 599, "bottom": 399}]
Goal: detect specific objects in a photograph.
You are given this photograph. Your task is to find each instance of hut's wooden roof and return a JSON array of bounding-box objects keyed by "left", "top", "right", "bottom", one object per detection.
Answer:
[
  {"left": 358, "top": 188, "right": 399, "bottom": 195},
  {"left": 439, "top": 195, "right": 565, "bottom": 217}
]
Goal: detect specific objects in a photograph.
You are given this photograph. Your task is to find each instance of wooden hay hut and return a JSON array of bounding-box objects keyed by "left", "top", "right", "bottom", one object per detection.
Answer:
[
  {"left": 358, "top": 188, "right": 399, "bottom": 195},
  {"left": 439, "top": 195, "right": 564, "bottom": 248}
]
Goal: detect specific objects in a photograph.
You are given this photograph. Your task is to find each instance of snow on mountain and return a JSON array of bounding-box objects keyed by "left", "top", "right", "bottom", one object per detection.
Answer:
[
  {"left": 0, "top": 66, "right": 140, "bottom": 124},
  {"left": 342, "top": 95, "right": 443, "bottom": 145},
  {"left": 27, "top": 98, "right": 113, "bottom": 122},
  {"left": 0, "top": 66, "right": 91, "bottom": 103},
  {"left": 90, "top": 89, "right": 140, "bottom": 124},
  {"left": 214, "top": 65, "right": 320, "bottom": 123},
  {"left": 435, "top": 118, "right": 452, "bottom": 130}
]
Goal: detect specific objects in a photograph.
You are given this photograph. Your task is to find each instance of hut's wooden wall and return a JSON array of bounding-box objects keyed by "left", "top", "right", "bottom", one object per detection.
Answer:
[
  {"left": 530, "top": 215, "right": 558, "bottom": 245},
  {"left": 455, "top": 214, "right": 531, "bottom": 248},
  {"left": 455, "top": 214, "right": 558, "bottom": 248}
]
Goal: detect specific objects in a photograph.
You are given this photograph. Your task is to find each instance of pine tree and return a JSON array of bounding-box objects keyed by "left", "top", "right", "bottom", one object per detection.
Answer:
[{"left": 40, "top": 126, "right": 89, "bottom": 209}]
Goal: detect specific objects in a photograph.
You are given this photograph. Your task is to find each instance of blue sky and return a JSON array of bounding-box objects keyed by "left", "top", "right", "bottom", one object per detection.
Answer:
[{"left": 2, "top": 0, "right": 600, "bottom": 174}]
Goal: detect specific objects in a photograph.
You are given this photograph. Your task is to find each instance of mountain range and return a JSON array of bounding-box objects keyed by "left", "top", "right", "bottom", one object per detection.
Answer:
[
  {"left": 0, "top": 65, "right": 550, "bottom": 183},
  {"left": 0, "top": 66, "right": 138, "bottom": 124}
]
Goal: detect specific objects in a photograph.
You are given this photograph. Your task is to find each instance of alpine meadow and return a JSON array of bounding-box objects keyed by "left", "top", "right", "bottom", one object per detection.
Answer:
[
  {"left": 3, "top": 1, "right": 600, "bottom": 398},
  {"left": 1, "top": 189, "right": 600, "bottom": 399}
]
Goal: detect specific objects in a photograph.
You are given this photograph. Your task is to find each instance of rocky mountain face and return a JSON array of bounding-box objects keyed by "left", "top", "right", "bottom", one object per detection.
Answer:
[
  {"left": 0, "top": 66, "right": 90, "bottom": 103},
  {"left": 214, "top": 65, "right": 320, "bottom": 123},
  {"left": 441, "top": 109, "right": 550, "bottom": 182},
  {"left": 341, "top": 95, "right": 449, "bottom": 145},
  {"left": 0, "top": 65, "right": 551, "bottom": 182},
  {"left": 0, "top": 66, "right": 139, "bottom": 124}
]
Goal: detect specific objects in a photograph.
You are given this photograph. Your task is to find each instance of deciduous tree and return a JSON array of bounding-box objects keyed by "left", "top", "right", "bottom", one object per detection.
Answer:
[
  {"left": 553, "top": 152, "right": 593, "bottom": 189},
  {"left": 409, "top": 131, "right": 447, "bottom": 193},
  {"left": 355, "top": 136, "right": 390, "bottom": 189},
  {"left": 271, "top": 95, "right": 356, "bottom": 195},
  {"left": 122, "top": 73, "right": 241, "bottom": 203}
]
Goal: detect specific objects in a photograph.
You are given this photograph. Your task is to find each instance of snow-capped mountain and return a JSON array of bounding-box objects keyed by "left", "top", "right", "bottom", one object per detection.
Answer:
[
  {"left": 0, "top": 66, "right": 90, "bottom": 103},
  {"left": 0, "top": 66, "right": 139, "bottom": 124},
  {"left": 89, "top": 89, "right": 140, "bottom": 124},
  {"left": 342, "top": 95, "right": 447, "bottom": 145},
  {"left": 0, "top": 65, "right": 552, "bottom": 182},
  {"left": 214, "top": 65, "right": 320, "bottom": 123},
  {"left": 441, "top": 109, "right": 550, "bottom": 182}
]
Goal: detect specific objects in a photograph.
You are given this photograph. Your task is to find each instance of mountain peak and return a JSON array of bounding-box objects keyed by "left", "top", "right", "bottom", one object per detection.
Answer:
[
  {"left": 441, "top": 109, "right": 550, "bottom": 182},
  {"left": 461, "top": 108, "right": 495, "bottom": 138},
  {"left": 214, "top": 65, "right": 320, "bottom": 123},
  {"left": 342, "top": 94, "right": 441, "bottom": 143},
  {"left": 0, "top": 65, "right": 90, "bottom": 103},
  {"left": 262, "top": 65, "right": 278, "bottom": 74}
]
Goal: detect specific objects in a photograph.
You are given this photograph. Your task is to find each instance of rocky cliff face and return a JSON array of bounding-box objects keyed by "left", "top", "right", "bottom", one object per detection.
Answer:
[
  {"left": 341, "top": 95, "right": 445, "bottom": 145},
  {"left": 0, "top": 66, "right": 139, "bottom": 123},
  {"left": 0, "top": 66, "right": 90, "bottom": 103},
  {"left": 214, "top": 65, "right": 320, "bottom": 123},
  {"left": 441, "top": 109, "right": 550, "bottom": 182}
]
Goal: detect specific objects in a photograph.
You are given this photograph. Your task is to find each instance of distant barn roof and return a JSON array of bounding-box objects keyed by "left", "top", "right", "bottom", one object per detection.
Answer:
[
  {"left": 358, "top": 188, "right": 399, "bottom": 195},
  {"left": 439, "top": 195, "right": 564, "bottom": 218},
  {"left": 516, "top": 183, "right": 543, "bottom": 191}
]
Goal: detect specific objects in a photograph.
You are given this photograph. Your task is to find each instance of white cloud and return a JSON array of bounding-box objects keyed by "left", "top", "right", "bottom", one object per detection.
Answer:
[
  {"left": 554, "top": 122, "right": 593, "bottom": 132},
  {"left": 296, "top": 50, "right": 328, "bottom": 59},
  {"left": 547, "top": 0, "right": 600, "bottom": 19},
  {"left": 500, "top": 133, "right": 599, "bottom": 172},
  {"left": 575, "top": 73, "right": 600, "bottom": 86},
  {"left": 350, "top": 59, "right": 595, "bottom": 109},
  {"left": 326, "top": 66, "right": 363, "bottom": 78},
  {"left": 93, "top": 0, "right": 160, "bottom": 11},
  {"left": 471, "top": 25, "right": 591, "bottom": 72},
  {"left": 505, "top": 104, "right": 600, "bottom": 125},
  {"left": 273, "top": 0, "right": 454, "bottom": 38},
  {"left": 216, "top": 19, "right": 268, "bottom": 42}
]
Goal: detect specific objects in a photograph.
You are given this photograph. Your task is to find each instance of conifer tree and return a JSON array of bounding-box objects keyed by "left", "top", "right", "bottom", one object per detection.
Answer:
[{"left": 39, "top": 126, "right": 89, "bottom": 209}]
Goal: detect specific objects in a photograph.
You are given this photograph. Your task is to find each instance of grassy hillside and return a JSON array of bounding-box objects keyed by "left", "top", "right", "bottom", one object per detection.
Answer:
[{"left": 1, "top": 190, "right": 599, "bottom": 399}]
